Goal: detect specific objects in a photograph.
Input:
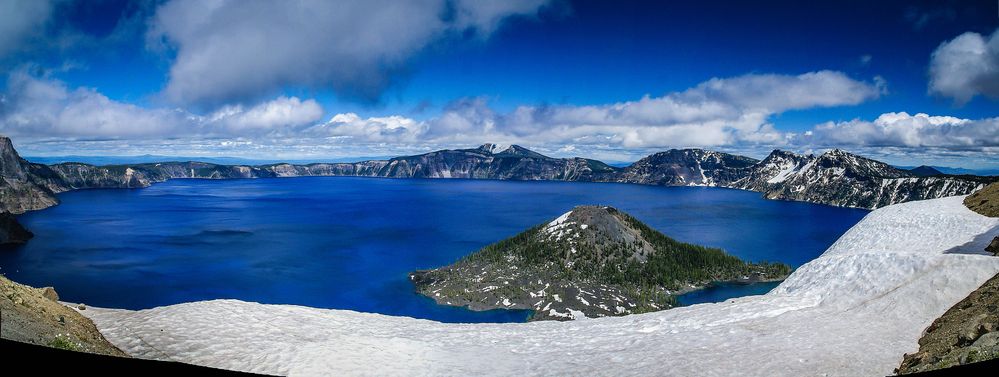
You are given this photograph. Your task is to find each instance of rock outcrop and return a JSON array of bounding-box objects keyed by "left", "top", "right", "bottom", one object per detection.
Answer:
[
  {"left": 0, "top": 212, "right": 33, "bottom": 245},
  {"left": 965, "top": 182, "right": 999, "bottom": 217},
  {"left": 896, "top": 273, "right": 999, "bottom": 374},
  {"left": 0, "top": 275, "right": 126, "bottom": 356}
]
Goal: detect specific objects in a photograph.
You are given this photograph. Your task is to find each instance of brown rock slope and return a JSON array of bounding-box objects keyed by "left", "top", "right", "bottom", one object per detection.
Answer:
[
  {"left": 896, "top": 273, "right": 999, "bottom": 374},
  {"left": 0, "top": 275, "right": 126, "bottom": 357},
  {"left": 895, "top": 183, "right": 999, "bottom": 374},
  {"left": 965, "top": 181, "right": 999, "bottom": 217}
]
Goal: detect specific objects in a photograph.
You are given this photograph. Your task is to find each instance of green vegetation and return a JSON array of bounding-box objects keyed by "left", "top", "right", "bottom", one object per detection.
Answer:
[
  {"left": 49, "top": 334, "right": 80, "bottom": 352},
  {"left": 461, "top": 209, "right": 789, "bottom": 292},
  {"left": 418, "top": 206, "right": 791, "bottom": 320}
]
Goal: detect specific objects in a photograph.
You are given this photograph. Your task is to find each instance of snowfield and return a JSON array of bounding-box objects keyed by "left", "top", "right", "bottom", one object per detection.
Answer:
[{"left": 77, "top": 196, "right": 999, "bottom": 376}]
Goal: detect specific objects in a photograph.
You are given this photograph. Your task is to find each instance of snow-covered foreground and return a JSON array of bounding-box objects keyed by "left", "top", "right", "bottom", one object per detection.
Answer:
[{"left": 78, "top": 196, "right": 999, "bottom": 376}]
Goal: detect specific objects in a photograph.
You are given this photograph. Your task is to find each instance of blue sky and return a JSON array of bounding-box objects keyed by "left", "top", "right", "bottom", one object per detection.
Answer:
[{"left": 1, "top": 0, "right": 998, "bottom": 168}]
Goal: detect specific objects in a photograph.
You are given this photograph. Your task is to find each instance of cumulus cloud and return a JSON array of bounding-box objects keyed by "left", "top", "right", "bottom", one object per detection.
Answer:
[
  {"left": 802, "top": 112, "right": 999, "bottom": 149},
  {"left": 0, "top": 71, "right": 323, "bottom": 139},
  {"left": 309, "top": 113, "right": 427, "bottom": 143},
  {"left": 148, "top": 0, "right": 549, "bottom": 105},
  {"left": 928, "top": 28, "right": 999, "bottom": 104},
  {"left": 208, "top": 97, "right": 323, "bottom": 132},
  {"left": 0, "top": 0, "right": 53, "bottom": 59},
  {"left": 312, "top": 70, "right": 883, "bottom": 149}
]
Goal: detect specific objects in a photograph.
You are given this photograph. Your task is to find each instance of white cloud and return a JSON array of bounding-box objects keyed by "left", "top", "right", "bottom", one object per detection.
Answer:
[
  {"left": 0, "top": 71, "right": 323, "bottom": 139},
  {"left": 309, "top": 113, "right": 427, "bottom": 143},
  {"left": 803, "top": 112, "right": 999, "bottom": 149},
  {"left": 209, "top": 97, "right": 323, "bottom": 131},
  {"left": 148, "top": 0, "right": 549, "bottom": 105},
  {"left": 928, "top": 28, "right": 999, "bottom": 104},
  {"left": 313, "top": 71, "right": 881, "bottom": 149},
  {"left": 0, "top": 0, "right": 52, "bottom": 59}
]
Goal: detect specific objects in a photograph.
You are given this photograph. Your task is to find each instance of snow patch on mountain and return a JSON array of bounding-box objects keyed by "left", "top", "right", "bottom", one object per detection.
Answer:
[{"left": 76, "top": 195, "right": 999, "bottom": 376}]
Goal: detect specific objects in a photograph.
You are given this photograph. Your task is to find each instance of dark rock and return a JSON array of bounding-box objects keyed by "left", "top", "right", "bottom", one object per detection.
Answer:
[
  {"left": 0, "top": 212, "right": 33, "bottom": 245},
  {"left": 986, "top": 236, "right": 999, "bottom": 256}
]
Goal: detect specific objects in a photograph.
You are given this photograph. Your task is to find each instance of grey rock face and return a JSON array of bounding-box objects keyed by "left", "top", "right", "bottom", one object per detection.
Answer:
[
  {"left": 728, "top": 149, "right": 986, "bottom": 209},
  {"left": 610, "top": 149, "right": 758, "bottom": 186},
  {"left": 0, "top": 137, "right": 61, "bottom": 214}
]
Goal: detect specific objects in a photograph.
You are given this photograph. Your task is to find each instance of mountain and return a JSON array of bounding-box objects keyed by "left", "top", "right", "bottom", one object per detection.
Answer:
[
  {"left": 907, "top": 165, "right": 944, "bottom": 177},
  {"left": 897, "top": 165, "right": 999, "bottom": 177},
  {"left": 372, "top": 144, "right": 617, "bottom": 180},
  {"left": 0, "top": 136, "right": 64, "bottom": 214},
  {"left": 410, "top": 206, "right": 789, "bottom": 321},
  {"left": 728, "top": 149, "right": 988, "bottom": 209},
  {"left": 0, "top": 134, "right": 992, "bottom": 214},
  {"left": 608, "top": 148, "right": 758, "bottom": 186}
]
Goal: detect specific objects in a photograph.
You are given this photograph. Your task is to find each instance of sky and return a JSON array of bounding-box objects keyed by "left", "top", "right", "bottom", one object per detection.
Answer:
[{"left": 1, "top": 0, "right": 998, "bottom": 168}]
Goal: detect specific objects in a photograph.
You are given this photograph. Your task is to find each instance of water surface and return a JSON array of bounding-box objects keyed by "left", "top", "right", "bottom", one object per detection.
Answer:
[{"left": 0, "top": 177, "right": 868, "bottom": 322}]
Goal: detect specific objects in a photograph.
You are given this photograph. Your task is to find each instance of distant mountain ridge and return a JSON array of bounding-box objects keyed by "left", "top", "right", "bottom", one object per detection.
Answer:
[{"left": 0, "top": 135, "right": 992, "bottom": 214}]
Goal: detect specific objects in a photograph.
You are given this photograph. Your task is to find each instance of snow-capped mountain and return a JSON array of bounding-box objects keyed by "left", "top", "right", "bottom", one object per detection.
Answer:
[
  {"left": 611, "top": 148, "right": 758, "bottom": 186},
  {"left": 728, "top": 149, "right": 987, "bottom": 209}
]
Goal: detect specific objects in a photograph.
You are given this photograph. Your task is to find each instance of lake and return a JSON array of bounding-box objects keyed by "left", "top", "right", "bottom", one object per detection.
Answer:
[{"left": 0, "top": 177, "right": 869, "bottom": 322}]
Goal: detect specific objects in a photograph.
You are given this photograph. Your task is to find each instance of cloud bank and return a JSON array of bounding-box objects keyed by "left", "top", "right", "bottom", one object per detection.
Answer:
[
  {"left": 148, "top": 0, "right": 550, "bottom": 106},
  {"left": 0, "top": 70, "right": 324, "bottom": 139},
  {"left": 803, "top": 112, "right": 999, "bottom": 150},
  {"left": 312, "top": 70, "right": 884, "bottom": 148}
]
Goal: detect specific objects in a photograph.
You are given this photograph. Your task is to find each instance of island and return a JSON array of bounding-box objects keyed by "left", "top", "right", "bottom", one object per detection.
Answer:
[{"left": 410, "top": 205, "right": 790, "bottom": 321}]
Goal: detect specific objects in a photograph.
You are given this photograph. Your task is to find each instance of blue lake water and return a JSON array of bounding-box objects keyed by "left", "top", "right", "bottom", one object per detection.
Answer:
[{"left": 0, "top": 177, "right": 869, "bottom": 323}]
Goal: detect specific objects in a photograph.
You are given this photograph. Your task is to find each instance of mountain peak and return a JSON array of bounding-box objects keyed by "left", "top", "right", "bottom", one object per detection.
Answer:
[
  {"left": 475, "top": 143, "right": 550, "bottom": 159},
  {"left": 0, "top": 135, "right": 28, "bottom": 180},
  {"left": 477, "top": 143, "right": 512, "bottom": 154},
  {"left": 908, "top": 165, "right": 944, "bottom": 177}
]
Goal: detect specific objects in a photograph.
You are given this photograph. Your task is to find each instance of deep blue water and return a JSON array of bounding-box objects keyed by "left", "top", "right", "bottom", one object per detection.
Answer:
[
  {"left": 0, "top": 177, "right": 868, "bottom": 323},
  {"left": 676, "top": 281, "right": 784, "bottom": 306}
]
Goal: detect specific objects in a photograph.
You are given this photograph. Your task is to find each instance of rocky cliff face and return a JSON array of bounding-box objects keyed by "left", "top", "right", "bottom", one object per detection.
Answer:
[
  {"left": 728, "top": 149, "right": 986, "bottom": 208},
  {"left": 373, "top": 145, "right": 617, "bottom": 181},
  {"left": 610, "top": 149, "right": 758, "bottom": 186},
  {"left": 410, "top": 206, "right": 789, "bottom": 321},
  {"left": 0, "top": 137, "right": 62, "bottom": 214}
]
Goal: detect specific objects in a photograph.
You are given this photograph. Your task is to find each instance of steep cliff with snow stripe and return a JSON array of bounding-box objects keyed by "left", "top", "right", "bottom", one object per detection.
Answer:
[{"left": 729, "top": 149, "right": 987, "bottom": 208}]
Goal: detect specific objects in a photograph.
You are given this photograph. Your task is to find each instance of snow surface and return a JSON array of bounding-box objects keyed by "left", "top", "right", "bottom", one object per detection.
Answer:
[{"left": 77, "top": 196, "right": 999, "bottom": 376}]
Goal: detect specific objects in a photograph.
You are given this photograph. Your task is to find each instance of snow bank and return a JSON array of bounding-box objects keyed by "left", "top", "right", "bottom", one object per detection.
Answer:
[{"left": 77, "top": 196, "right": 999, "bottom": 376}]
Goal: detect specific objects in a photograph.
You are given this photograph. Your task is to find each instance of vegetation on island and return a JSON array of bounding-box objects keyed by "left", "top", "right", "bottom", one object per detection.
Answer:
[{"left": 412, "top": 206, "right": 791, "bottom": 321}]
